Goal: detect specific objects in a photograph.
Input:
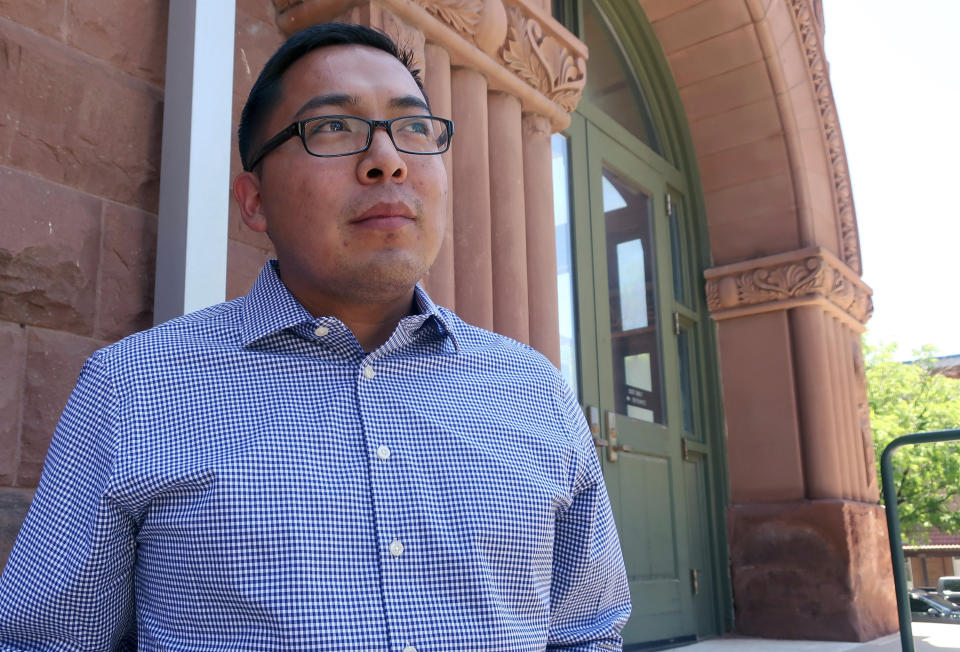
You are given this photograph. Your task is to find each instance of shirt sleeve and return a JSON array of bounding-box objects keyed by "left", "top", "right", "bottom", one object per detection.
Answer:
[
  {"left": 0, "top": 354, "right": 137, "bottom": 651},
  {"left": 546, "top": 381, "right": 632, "bottom": 651}
]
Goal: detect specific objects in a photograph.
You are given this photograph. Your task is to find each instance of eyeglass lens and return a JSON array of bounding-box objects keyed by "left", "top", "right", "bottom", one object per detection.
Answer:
[{"left": 303, "top": 116, "right": 449, "bottom": 156}]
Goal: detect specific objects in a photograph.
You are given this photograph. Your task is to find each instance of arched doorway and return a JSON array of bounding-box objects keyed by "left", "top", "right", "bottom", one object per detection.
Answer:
[{"left": 553, "top": 1, "right": 729, "bottom": 646}]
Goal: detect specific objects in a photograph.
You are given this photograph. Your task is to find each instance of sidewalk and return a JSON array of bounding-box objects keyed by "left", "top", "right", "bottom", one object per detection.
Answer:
[{"left": 680, "top": 622, "right": 960, "bottom": 651}]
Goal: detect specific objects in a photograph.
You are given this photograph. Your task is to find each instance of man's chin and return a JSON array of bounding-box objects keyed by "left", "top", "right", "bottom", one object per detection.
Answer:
[{"left": 337, "top": 260, "right": 431, "bottom": 302}]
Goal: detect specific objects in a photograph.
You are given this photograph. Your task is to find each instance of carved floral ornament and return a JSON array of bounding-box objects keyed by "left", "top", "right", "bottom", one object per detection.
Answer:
[
  {"left": 412, "top": 0, "right": 484, "bottom": 37},
  {"left": 499, "top": 6, "right": 586, "bottom": 113},
  {"left": 704, "top": 249, "right": 873, "bottom": 326}
]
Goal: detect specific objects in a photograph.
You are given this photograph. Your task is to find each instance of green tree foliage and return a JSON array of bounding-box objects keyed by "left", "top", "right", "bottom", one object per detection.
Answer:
[{"left": 865, "top": 342, "right": 960, "bottom": 543}]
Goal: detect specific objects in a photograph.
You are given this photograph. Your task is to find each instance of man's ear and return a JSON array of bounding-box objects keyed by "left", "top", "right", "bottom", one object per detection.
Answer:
[{"left": 233, "top": 171, "right": 268, "bottom": 233}]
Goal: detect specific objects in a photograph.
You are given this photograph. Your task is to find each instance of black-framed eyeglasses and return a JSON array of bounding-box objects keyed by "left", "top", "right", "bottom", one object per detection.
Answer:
[{"left": 245, "top": 114, "right": 455, "bottom": 171}]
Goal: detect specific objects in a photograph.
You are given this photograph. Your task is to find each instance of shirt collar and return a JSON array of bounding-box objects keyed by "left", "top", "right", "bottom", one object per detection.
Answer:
[{"left": 241, "top": 260, "right": 459, "bottom": 351}]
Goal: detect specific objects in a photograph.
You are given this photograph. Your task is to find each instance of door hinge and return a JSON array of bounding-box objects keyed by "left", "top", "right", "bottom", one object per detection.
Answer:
[
  {"left": 690, "top": 568, "right": 700, "bottom": 595},
  {"left": 681, "top": 436, "right": 689, "bottom": 461},
  {"left": 673, "top": 311, "right": 680, "bottom": 336},
  {"left": 666, "top": 192, "right": 673, "bottom": 215}
]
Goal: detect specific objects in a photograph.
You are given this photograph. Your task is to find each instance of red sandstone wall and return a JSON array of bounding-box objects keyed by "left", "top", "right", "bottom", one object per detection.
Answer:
[
  {"left": 0, "top": 1, "right": 283, "bottom": 565},
  {"left": 0, "top": 2, "right": 167, "bottom": 492}
]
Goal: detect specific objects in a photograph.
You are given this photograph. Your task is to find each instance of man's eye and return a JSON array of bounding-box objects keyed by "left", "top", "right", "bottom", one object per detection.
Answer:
[
  {"left": 397, "top": 119, "right": 432, "bottom": 137},
  {"left": 309, "top": 119, "right": 350, "bottom": 135}
]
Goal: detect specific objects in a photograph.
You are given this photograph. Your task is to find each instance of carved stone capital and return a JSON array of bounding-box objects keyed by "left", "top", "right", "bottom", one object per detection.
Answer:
[
  {"left": 704, "top": 247, "right": 873, "bottom": 328},
  {"left": 410, "top": 0, "right": 506, "bottom": 56},
  {"left": 788, "top": 0, "right": 861, "bottom": 275},
  {"left": 498, "top": 4, "right": 586, "bottom": 113}
]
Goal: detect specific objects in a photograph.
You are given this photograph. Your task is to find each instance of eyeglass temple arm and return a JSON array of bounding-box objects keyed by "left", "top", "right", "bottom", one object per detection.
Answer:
[{"left": 246, "top": 122, "right": 300, "bottom": 171}]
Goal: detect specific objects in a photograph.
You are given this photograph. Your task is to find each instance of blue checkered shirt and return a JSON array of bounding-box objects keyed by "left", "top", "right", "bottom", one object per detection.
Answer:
[{"left": 0, "top": 261, "right": 630, "bottom": 651}]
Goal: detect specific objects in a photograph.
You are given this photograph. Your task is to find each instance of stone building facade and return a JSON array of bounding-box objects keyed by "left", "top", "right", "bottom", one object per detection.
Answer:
[{"left": 0, "top": 0, "right": 898, "bottom": 645}]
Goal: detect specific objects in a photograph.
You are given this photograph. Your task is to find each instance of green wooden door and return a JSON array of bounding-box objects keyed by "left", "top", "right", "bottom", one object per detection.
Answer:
[{"left": 567, "top": 115, "right": 720, "bottom": 647}]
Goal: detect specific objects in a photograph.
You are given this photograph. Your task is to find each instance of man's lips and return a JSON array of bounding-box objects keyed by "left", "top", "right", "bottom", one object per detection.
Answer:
[{"left": 350, "top": 202, "right": 416, "bottom": 229}]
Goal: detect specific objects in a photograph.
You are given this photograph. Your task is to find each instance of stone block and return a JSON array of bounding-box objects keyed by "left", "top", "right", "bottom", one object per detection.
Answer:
[
  {"left": 237, "top": 0, "right": 279, "bottom": 27},
  {"left": 234, "top": 5, "right": 285, "bottom": 105},
  {"left": 227, "top": 239, "right": 271, "bottom": 301},
  {"left": 0, "top": 321, "right": 27, "bottom": 485},
  {"left": 668, "top": 24, "right": 764, "bottom": 90},
  {"left": 638, "top": 0, "right": 704, "bottom": 24},
  {"left": 679, "top": 60, "right": 773, "bottom": 124},
  {"left": 64, "top": 0, "right": 167, "bottom": 86},
  {"left": 697, "top": 134, "right": 790, "bottom": 193},
  {"left": 0, "top": 20, "right": 163, "bottom": 212},
  {"left": 689, "top": 97, "right": 783, "bottom": 158},
  {"left": 652, "top": 0, "right": 752, "bottom": 55},
  {"left": 704, "top": 172, "right": 799, "bottom": 260},
  {"left": 728, "top": 500, "right": 898, "bottom": 641},
  {"left": 0, "top": 486, "right": 34, "bottom": 569},
  {"left": 95, "top": 202, "right": 157, "bottom": 342},
  {"left": 19, "top": 327, "right": 105, "bottom": 487},
  {"left": 0, "top": 166, "right": 102, "bottom": 335},
  {"left": 717, "top": 311, "right": 804, "bottom": 503},
  {"left": 0, "top": 3, "right": 64, "bottom": 41}
]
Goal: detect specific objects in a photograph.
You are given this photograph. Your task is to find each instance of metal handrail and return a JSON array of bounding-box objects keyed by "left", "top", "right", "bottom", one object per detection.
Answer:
[{"left": 880, "top": 429, "right": 960, "bottom": 652}]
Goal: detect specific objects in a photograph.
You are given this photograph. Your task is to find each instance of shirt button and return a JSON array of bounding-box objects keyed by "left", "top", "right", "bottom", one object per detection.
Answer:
[
  {"left": 363, "top": 365, "right": 376, "bottom": 380},
  {"left": 314, "top": 325, "right": 329, "bottom": 337},
  {"left": 389, "top": 540, "right": 404, "bottom": 557},
  {"left": 376, "top": 445, "right": 391, "bottom": 461},
  {"left": 402, "top": 646, "right": 418, "bottom": 652}
]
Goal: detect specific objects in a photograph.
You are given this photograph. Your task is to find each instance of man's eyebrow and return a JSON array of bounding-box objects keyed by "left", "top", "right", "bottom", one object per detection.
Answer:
[
  {"left": 293, "top": 93, "right": 359, "bottom": 118},
  {"left": 388, "top": 95, "right": 430, "bottom": 113},
  {"left": 293, "top": 93, "right": 430, "bottom": 118}
]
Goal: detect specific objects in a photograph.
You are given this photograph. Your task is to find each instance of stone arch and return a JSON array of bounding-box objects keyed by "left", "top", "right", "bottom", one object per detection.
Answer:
[{"left": 639, "top": 0, "right": 861, "bottom": 273}]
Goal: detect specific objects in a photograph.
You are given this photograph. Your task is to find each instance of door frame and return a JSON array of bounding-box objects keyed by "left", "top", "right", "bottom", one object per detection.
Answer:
[{"left": 557, "top": 0, "right": 733, "bottom": 636}]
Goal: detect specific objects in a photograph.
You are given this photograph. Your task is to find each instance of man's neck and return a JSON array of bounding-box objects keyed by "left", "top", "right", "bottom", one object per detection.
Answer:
[
  {"left": 283, "top": 281, "right": 417, "bottom": 353},
  {"left": 321, "top": 295, "right": 416, "bottom": 353}
]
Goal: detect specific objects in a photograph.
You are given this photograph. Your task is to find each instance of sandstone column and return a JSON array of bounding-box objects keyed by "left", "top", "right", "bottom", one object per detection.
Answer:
[
  {"left": 488, "top": 92, "right": 529, "bottom": 343},
  {"left": 451, "top": 67, "right": 494, "bottom": 331},
  {"left": 421, "top": 43, "right": 455, "bottom": 309},
  {"left": 523, "top": 113, "right": 560, "bottom": 366},
  {"left": 789, "top": 304, "right": 843, "bottom": 499}
]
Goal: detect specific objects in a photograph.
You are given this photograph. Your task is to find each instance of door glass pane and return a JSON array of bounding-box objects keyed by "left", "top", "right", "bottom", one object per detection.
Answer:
[
  {"left": 604, "top": 168, "right": 663, "bottom": 424},
  {"left": 583, "top": 0, "right": 662, "bottom": 154},
  {"left": 553, "top": 133, "right": 578, "bottom": 395}
]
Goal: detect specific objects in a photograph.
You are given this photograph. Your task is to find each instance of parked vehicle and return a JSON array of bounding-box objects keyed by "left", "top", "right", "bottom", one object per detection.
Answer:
[
  {"left": 938, "top": 576, "right": 960, "bottom": 606},
  {"left": 910, "top": 589, "right": 960, "bottom": 623}
]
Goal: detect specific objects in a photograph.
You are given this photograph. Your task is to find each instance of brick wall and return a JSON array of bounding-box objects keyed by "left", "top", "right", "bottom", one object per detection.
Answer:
[{"left": 0, "top": 0, "right": 283, "bottom": 566}]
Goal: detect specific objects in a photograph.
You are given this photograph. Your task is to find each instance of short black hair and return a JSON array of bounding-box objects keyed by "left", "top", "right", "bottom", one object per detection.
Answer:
[{"left": 238, "top": 22, "right": 426, "bottom": 171}]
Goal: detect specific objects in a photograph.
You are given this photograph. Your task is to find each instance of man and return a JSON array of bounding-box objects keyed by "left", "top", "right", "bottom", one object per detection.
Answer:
[{"left": 0, "top": 23, "right": 630, "bottom": 650}]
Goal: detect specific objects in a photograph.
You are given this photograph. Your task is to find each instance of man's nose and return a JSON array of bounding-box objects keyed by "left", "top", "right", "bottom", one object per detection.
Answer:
[{"left": 357, "top": 126, "right": 407, "bottom": 183}]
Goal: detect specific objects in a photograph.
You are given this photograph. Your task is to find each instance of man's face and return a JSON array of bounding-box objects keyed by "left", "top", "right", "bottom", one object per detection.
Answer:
[{"left": 236, "top": 44, "right": 447, "bottom": 308}]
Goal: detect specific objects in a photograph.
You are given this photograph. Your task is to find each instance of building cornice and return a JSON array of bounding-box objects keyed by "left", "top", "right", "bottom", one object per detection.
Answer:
[{"left": 704, "top": 247, "right": 873, "bottom": 330}]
